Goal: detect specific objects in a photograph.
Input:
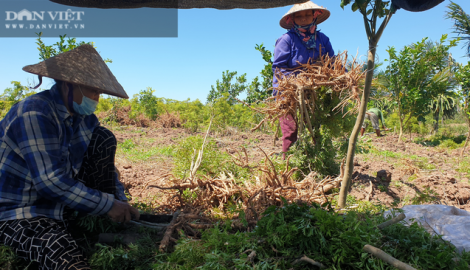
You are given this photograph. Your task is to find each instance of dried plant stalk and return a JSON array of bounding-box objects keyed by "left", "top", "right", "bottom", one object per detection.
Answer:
[
  {"left": 148, "top": 146, "right": 341, "bottom": 225},
  {"left": 250, "top": 51, "right": 365, "bottom": 133}
]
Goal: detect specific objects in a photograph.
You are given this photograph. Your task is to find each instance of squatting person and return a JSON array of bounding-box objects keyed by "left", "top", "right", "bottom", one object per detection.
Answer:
[
  {"left": 0, "top": 44, "right": 140, "bottom": 269},
  {"left": 272, "top": 0, "right": 335, "bottom": 159},
  {"left": 361, "top": 107, "right": 390, "bottom": 137}
]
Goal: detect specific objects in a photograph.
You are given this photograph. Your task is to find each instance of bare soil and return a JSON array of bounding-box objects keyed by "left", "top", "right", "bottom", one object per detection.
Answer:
[
  {"left": 109, "top": 125, "right": 470, "bottom": 211},
  {"left": 350, "top": 133, "right": 470, "bottom": 211}
]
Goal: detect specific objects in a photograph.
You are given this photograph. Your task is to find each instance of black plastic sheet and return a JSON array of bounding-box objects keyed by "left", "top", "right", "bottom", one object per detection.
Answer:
[{"left": 391, "top": 0, "right": 445, "bottom": 12}]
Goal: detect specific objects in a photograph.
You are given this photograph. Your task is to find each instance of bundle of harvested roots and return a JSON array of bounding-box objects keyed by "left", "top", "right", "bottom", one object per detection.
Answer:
[
  {"left": 147, "top": 146, "right": 343, "bottom": 227},
  {"left": 145, "top": 122, "right": 344, "bottom": 250},
  {"left": 249, "top": 51, "right": 365, "bottom": 143}
]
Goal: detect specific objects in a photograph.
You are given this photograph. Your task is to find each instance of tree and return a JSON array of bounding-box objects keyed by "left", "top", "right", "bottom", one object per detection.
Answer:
[
  {"left": 338, "top": 0, "right": 394, "bottom": 208},
  {"left": 207, "top": 70, "right": 247, "bottom": 105},
  {"left": 447, "top": 1, "right": 470, "bottom": 156},
  {"left": 424, "top": 37, "right": 459, "bottom": 133},
  {"left": 383, "top": 35, "right": 457, "bottom": 140},
  {"left": 446, "top": 1, "right": 470, "bottom": 57},
  {"left": 135, "top": 87, "right": 160, "bottom": 120},
  {"left": 337, "top": 0, "right": 448, "bottom": 208},
  {"left": 245, "top": 44, "right": 274, "bottom": 104},
  {"left": 36, "top": 32, "right": 111, "bottom": 63},
  {"left": 1, "top": 81, "right": 35, "bottom": 103},
  {"left": 0, "top": 81, "right": 36, "bottom": 118},
  {"left": 455, "top": 62, "right": 470, "bottom": 155},
  {"left": 428, "top": 67, "right": 459, "bottom": 133}
]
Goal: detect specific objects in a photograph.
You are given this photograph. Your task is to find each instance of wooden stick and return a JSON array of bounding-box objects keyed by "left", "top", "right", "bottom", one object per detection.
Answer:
[
  {"left": 377, "top": 213, "right": 406, "bottom": 229},
  {"left": 363, "top": 245, "right": 417, "bottom": 270},
  {"left": 293, "top": 255, "right": 326, "bottom": 269},
  {"left": 366, "top": 180, "right": 373, "bottom": 201},
  {"left": 247, "top": 250, "right": 257, "bottom": 263},
  {"left": 159, "top": 210, "right": 181, "bottom": 252}
]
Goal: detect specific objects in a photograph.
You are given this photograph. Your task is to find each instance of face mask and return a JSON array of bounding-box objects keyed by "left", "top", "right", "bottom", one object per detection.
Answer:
[{"left": 73, "top": 86, "right": 98, "bottom": 115}]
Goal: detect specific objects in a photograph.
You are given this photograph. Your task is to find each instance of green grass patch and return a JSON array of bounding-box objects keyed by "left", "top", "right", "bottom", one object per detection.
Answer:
[
  {"left": 117, "top": 139, "right": 175, "bottom": 162},
  {"left": 412, "top": 157, "right": 436, "bottom": 170},
  {"left": 458, "top": 158, "right": 470, "bottom": 179},
  {"left": 408, "top": 174, "right": 419, "bottom": 182},
  {"left": 370, "top": 148, "right": 404, "bottom": 159}
]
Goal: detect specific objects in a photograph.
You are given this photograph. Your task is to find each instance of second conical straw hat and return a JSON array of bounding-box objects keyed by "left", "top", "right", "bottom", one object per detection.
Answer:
[
  {"left": 23, "top": 44, "right": 128, "bottom": 99},
  {"left": 280, "top": 1, "right": 330, "bottom": 29}
]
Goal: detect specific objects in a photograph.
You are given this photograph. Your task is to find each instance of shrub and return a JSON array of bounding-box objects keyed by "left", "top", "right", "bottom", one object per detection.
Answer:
[
  {"left": 385, "top": 112, "right": 429, "bottom": 135},
  {"left": 415, "top": 134, "right": 466, "bottom": 147},
  {"left": 173, "top": 136, "right": 227, "bottom": 179},
  {"left": 289, "top": 127, "right": 339, "bottom": 177}
]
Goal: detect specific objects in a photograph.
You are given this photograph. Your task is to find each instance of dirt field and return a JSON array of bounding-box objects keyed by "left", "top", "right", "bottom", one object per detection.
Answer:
[{"left": 110, "top": 125, "right": 470, "bottom": 211}]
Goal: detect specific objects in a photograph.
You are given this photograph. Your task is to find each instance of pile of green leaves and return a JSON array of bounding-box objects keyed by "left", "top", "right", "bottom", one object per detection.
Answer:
[
  {"left": 153, "top": 200, "right": 470, "bottom": 269},
  {"left": 3, "top": 200, "right": 470, "bottom": 270}
]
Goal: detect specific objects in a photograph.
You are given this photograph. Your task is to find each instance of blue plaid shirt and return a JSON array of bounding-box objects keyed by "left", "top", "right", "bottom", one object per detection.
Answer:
[{"left": 0, "top": 85, "right": 126, "bottom": 221}]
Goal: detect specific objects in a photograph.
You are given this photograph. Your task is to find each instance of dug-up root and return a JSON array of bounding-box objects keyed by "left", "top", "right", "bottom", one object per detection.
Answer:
[
  {"left": 150, "top": 126, "right": 342, "bottom": 250},
  {"left": 363, "top": 245, "right": 417, "bottom": 270},
  {"left": 247, "top": 51, "right": 365, "bottom": 144},
  {"left": 159, "top": 210, "right": 181, "bottom": 252},
  {"left": 148, "top": 146, "right": 341, "bottom": 228},
  {"left": 158, "top": 210, "right": 214, "bottom": 252}
]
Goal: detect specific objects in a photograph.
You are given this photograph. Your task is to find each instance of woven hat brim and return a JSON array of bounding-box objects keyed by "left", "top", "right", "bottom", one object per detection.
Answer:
[
  {"left": 280, "top": 1, "right": 330, "bottom": 29},
  {"left": 23, "top": 44, "right": 128, "bottom": 99}
]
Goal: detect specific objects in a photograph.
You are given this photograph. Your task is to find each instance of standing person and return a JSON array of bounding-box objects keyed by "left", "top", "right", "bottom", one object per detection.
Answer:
[
  {"left": 0, "top": 44, "right": 140, "bottom": 269},
  {"left": 272, "top": 1, "right": 334, "bottom": 158},
  {"left": 361, "top": 108, "right": 390, "bottom": 137}
]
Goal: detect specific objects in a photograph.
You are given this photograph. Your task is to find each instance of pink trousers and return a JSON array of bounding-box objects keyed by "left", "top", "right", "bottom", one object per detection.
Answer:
[{"left": 280, "top": 114, "right": 298, "bottom": 153}]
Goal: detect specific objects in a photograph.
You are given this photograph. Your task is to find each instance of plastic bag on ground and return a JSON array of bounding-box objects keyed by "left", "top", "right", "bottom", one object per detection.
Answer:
[{"left": 384, "top": 205, "right": 470, "bottom": 253}]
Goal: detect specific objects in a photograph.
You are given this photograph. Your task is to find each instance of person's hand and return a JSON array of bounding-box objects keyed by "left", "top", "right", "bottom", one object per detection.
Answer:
[{"left": 107, "top": 200, "right": 140, "bottom": 223}]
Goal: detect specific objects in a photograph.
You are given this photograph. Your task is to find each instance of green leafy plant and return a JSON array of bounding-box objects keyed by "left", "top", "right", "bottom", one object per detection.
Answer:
[
  {"left": 383, "top": 35, "right": 458, "bottom": 141},
  {"left": 0, "top": 81, "right": 37, "bottom": 118},
  {"left": 207, "top": 70, "right": 247, "bottom": 105},
  {"left": 173, "top": 135, "right": 228, "bottom": 179},
  {"left": 132, "top": 88, "right": 160, "bottom": 120},
  {"left": 245, "top": 44, "right": 273, "bottom": 104}
]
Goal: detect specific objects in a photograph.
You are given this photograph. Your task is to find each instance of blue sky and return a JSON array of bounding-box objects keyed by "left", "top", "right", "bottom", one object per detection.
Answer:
[{"left": 1, "top": 0, "right": 469, "bottom": 102}]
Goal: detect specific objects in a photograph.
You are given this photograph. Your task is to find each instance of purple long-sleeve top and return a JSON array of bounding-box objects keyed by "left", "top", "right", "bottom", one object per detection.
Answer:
[{"left": 272, "top": 29, "right": 335, "bottom": 95}]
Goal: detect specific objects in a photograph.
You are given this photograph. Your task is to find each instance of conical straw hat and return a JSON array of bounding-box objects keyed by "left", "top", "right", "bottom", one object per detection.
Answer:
[
  {"left": 280, "top": 1, "right": 330, "bottom": 29},
  {"left": 23, "top": 44, "right": 128, "bottom": 99}
]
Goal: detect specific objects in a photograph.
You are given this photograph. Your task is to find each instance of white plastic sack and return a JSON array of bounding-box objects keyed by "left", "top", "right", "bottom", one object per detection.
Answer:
[{"left": 384, "top": 205, "right": 470, "bottom": 253}]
